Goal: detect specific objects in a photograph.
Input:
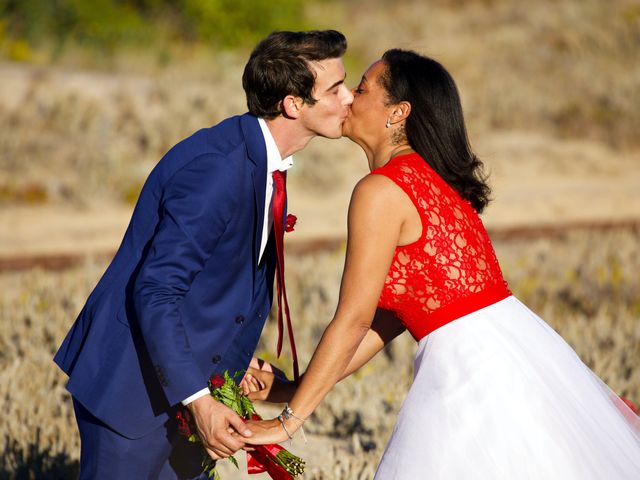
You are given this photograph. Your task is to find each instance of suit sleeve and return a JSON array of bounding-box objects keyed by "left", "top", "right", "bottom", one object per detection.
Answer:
[{"left": 133, "top": 153, "right": 237, "bottom": 406}]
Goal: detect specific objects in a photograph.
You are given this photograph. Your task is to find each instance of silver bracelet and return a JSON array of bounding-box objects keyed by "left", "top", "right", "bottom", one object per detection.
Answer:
[
  {"left": 278, "top": 405, "right": 307, "bottom": 443},
  {"left": 281, "top": 405, "right": 306, "bottom": 424},
  {"left": 277, "top": 414, "right": 294, "bottom": 439}
]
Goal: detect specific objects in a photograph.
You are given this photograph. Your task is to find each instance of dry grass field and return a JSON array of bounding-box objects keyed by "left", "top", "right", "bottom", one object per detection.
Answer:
[
  {"left": 1, "top": 0, "right": 639, "bottom": 478},
  {"left": 0, "top": 226, "right": 638, "bottom": 478}
]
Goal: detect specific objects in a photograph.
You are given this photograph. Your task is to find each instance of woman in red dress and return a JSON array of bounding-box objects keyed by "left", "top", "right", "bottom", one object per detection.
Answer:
[{"left": 246, "top": 49, "right": 640, "bottom": 478}]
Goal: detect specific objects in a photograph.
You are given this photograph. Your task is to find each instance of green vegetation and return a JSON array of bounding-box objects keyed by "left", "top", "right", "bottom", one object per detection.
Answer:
[{"left": 0, "top": 0, "right": 310, "bottom": 60}]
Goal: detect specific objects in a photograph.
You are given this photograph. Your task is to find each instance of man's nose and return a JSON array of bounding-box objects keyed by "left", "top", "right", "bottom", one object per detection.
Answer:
[{"left": 343, "top": 86, "right": 354, "bottom": 105}]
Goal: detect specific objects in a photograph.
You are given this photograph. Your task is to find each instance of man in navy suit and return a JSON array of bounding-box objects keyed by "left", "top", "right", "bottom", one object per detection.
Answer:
[{"left": 54, "top": 30, "right": 353, "bottom": 479}]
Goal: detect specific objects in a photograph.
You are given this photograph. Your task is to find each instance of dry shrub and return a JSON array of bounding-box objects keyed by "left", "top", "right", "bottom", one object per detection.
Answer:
[{"left": 0, "top": 181, "right": 48, "bottom": 205}]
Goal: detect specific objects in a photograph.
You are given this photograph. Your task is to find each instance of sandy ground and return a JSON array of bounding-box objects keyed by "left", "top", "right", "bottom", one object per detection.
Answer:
[{"left": 1, "top": 130, "right": 638, "bottom": 264}]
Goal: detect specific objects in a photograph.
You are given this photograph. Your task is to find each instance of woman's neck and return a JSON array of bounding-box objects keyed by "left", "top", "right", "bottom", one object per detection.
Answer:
[{"left": 368, "top": 144, "right": 414, "bottom": 171}]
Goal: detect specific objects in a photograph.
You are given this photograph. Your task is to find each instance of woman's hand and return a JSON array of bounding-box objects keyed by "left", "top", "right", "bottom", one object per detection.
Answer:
[
  {"left": 243, "top": 368, "right": 298, "bottom": 403},
  {"left": 244, "top": 418, "right": 292, "bottom": 445},
  {"left": 239, "top": 366, "right": 266, "bottom": 395},
  {"left": 238, "top": 357, "right": 289, "bottom": 400}
]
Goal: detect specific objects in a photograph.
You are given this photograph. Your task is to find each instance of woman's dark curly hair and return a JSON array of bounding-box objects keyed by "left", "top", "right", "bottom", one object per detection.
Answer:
[{"left": 380, "top": 49, "right": 491, "bottom": 212}]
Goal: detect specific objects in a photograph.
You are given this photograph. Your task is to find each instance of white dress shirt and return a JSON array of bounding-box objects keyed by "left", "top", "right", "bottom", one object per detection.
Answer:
[{"left": 181, "top": 118, "right": 293, "bottom": 406}]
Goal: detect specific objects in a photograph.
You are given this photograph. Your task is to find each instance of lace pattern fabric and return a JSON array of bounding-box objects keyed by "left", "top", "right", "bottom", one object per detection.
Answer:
[{"left": 372, "top": 153, "right": 510, "bottom": 339}]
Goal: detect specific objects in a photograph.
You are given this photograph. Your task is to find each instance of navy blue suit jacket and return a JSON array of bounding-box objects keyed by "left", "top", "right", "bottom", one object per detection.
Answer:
[{"left": 54, "top": 114, "right": 277, "bottom": 439}]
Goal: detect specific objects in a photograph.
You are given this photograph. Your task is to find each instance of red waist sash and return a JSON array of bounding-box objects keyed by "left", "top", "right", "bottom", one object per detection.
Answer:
[{"left": 406, "top": 284, "right": 512, "bottom": 341}]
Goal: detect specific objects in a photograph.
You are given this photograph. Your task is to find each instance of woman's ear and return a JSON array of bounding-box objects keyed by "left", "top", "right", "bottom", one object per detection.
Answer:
[
  {"left": 390, "top": 101, "right": 411, "bottom": 124},
  {"left": 281, "top": 95, "right": 304, "bottom": 119}
]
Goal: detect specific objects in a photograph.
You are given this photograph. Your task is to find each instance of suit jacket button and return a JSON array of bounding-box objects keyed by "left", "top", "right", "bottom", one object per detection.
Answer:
[
  {"left": 211, "top": 355, "right": 221, "bottom": 364},
  {"left": 235, "top": 315, "right": 245, "bottom": 324}
]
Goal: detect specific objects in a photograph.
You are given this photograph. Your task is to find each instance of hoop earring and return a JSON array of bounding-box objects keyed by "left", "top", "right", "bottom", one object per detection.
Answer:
[{"left": 385, "top": 119, "right": 391, "bottom": 128}]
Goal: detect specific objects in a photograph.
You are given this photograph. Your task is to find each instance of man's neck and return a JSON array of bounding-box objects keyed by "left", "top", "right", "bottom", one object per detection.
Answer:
[{"left": 264, "top": 117, "right": 314, "bottom": 159}]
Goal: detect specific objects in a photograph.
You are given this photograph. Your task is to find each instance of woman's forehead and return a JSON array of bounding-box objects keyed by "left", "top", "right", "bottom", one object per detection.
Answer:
[{"left": 362, "top": 60, "right": 385, "bottom": 82}]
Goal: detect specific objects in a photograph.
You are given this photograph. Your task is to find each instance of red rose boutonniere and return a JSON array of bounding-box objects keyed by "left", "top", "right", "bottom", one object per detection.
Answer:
[{"left": 285, "top": 214, "right": 297, "bottom": 233}]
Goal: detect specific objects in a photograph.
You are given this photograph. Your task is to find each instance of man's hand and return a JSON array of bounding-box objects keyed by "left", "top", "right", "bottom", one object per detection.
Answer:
[{"left": 187, "top": 394, "right": 252, "bottom": 460}]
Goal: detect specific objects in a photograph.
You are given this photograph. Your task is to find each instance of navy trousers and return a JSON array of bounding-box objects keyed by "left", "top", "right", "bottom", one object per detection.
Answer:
[{"left": 73, "top": 399, "right": 206, "bottom": 479}]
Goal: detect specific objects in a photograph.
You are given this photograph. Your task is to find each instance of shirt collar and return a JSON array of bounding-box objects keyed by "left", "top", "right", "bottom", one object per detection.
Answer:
[{"left": 258, "top": 118, "right": 294, "bottom": 174}]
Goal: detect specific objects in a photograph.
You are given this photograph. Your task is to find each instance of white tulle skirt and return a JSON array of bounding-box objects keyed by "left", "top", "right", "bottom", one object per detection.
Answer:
[{"left": 375, "top": 296, "right": 640, "bottom": 479}]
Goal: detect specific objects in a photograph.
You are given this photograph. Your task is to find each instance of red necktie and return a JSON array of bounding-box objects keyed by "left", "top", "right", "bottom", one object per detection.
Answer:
[{"left": 272, "top": 170, "right": 299, "bottom": 381}]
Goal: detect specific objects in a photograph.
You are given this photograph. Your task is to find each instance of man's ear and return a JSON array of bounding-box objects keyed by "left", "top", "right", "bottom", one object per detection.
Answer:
[{"left": 281, "top": 95, "right": 304, "bottom": 119}]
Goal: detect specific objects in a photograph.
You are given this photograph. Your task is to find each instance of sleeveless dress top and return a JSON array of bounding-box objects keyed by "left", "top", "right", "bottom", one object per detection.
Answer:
[{"left": 372, "top": 152, "right": 511, "bottom": 341}]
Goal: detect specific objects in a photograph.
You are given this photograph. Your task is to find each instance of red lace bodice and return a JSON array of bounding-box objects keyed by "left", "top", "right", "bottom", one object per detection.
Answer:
[{"left": 373, "top": 153, "right": 511, "bottom": 340}]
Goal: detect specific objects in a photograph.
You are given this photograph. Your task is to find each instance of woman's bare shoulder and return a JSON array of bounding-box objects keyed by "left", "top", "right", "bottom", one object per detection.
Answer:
[{"left": 350, "top": 172, "right": 414, "bottom": 216}]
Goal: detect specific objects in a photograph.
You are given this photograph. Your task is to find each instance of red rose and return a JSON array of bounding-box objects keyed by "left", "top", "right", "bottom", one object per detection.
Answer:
[
  {"left": 176, "top": 409, "right": 193, "bottom": 438},
  {"left": 209, "top": 373, "right": 225, "bottom": 390},
  {"left": 285, "top": 214, "right": 297, "bottom": 233}
]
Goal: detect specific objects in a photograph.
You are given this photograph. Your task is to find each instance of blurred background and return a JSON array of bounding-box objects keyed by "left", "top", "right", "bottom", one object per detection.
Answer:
[{"left": 0, "top": 0, "right": 638, "bottom": 478}]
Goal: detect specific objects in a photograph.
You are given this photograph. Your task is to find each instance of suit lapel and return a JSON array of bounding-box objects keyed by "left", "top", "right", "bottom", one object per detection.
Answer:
[{"left": 240, "top": 114, "right": 268, "bottom": 265}]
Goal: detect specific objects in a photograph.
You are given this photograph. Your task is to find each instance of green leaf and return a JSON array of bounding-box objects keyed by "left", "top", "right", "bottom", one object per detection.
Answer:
[
  {"left": 240, "top": 395, "right": 255, "bottom": 417},
  {"left": 228, "top": 454, "right": 239, "bottom": 469},
  {"left": 203, "top": 461, "right": 219, "bottom": 480}
]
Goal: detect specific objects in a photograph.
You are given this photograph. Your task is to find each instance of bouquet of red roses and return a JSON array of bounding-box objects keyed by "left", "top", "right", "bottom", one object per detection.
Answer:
[{"left": 176, "top": 371, "right": 305, "bottom": 480}]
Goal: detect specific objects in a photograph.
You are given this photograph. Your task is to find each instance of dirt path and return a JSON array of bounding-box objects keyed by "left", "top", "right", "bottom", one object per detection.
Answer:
[{"left": 2, "top": 129, "right": 639, "bottom": 272}]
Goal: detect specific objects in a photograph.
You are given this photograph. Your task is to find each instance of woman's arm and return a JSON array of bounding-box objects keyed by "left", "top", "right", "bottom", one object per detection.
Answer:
[
  {"left": 246, "top": 174, "right": 408, "bottom": 443},
  {"left": 340, "top": 308, "right": 405, "bottom": 380},
  {"left": 246, "top": 309, "right": 404, "bottom": 402}
]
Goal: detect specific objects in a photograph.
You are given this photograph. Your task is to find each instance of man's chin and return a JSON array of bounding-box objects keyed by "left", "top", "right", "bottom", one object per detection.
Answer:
[
  {"left": 318, "top": 128, "right": 344, "bottom": 140},
  {"left": 317, "top": 120, "right": 351, "bottom": 140}
]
